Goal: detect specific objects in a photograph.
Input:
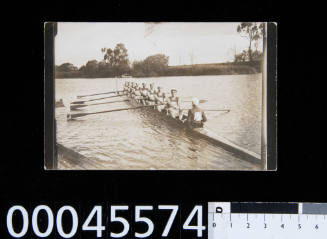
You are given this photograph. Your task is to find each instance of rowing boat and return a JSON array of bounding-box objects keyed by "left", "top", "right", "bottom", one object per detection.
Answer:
[
  {"left": 56, "top": 143, "right": 106, "bottom": 169},
  {"left": 120, "top": 93, "right": 261, "bottom": 165}
]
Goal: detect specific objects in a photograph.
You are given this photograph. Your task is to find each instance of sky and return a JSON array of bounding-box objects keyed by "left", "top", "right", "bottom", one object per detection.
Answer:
[{"left": 55, "top": 22, "right": 263, "bottom": 67}]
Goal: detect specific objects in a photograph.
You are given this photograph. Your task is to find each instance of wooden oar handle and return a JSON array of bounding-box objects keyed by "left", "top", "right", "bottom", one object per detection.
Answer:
[
  {"left": 72, "top": 94, "right": 127, "bottom": 104},
  {"left": 181, "top": 108, "right": 230, "bottom": 112},
  {"left": 70, "top": 99, "right": 130, "bottom": 110},
  {"left": 77, "top": 90, "right": 123, "bottom": 98},
  {"left": 182, "top": 99, "right": 207, "bottom": 103}
]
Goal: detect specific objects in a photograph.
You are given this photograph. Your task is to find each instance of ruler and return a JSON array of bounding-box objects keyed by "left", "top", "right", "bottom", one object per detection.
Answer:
[{"left": 208, "top": 202, "right": 327, "bottom": 239}]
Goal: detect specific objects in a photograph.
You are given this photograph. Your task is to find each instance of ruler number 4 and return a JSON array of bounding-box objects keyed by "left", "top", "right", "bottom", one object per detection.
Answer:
[{"left": 183, "top": 206, "right": 206, "bottom": 237}]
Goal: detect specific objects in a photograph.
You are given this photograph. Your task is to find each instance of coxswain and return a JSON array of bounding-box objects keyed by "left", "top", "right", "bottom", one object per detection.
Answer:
[
  {"left": 167, "top": 89, "right": 183, "bottom": 120},
  {"left": 187, "top": 97, "right": 207, "bottom": 128}
]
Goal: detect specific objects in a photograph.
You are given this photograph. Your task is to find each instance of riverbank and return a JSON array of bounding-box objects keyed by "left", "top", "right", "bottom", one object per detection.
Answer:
[
  {"left": 55, "top": 61, "right": 261, "bottom": 79},
  {"left": 165, "top": 61, "right": 261, "bottom": 77}
]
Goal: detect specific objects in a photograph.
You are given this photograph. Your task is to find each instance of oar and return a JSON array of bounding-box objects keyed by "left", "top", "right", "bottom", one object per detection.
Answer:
[
  {"left": 182, "top": 108, "right": 230, "bottom": 112},
  {"left": 71, "top": 94, "right": 127, "bottom": 104},
  {"left": 204, "top": 109, "right": 230, "bottom": 112},
  {"left": 68, "top": 104, "right": 164, "bottom": 119},
  {"left": 77, "top": 90, "right": 124, "bottom": 98},
  {"left": 70, "top": 99, "right": 130, "bottom": 110},
  {"left": 182, "top": 99, "right": 208, "bottom": 103}
]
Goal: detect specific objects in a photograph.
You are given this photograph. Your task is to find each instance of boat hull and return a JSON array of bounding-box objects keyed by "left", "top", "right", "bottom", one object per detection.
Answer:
[{"left": 122, "top": 95, "right": 262, "bottom": 165}]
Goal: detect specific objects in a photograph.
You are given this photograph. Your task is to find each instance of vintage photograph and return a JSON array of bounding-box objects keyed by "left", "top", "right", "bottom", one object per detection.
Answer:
[{"left": 52, "top": 22, "right": 273, "bottom": 170}]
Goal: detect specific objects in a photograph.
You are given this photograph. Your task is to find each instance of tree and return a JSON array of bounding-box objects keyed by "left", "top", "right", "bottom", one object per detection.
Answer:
[
  {"left": 251, "top": 50, "right": 263, "bottom": 61},
  {"left": 102, "top": 43, "right": 130, "bottom": 76},
  {"left": 79, "top": 65, "right": 86, "bottom": 75},
  {"left": 102, "top": 48, "right": 114, "bottom": 66},
  {"left": 57, "top": 63, "right": 78, "bottom": 72},
  {"left": 234, "top": 50, "right": 248, "bottom": 62},
  {"left": 131, "top": 54, "right": 169, "bottom": 77},
  {"left": 144, "top": 54, "right": 169, "bottom": 75},
  {"left": 237, "top": 22, "right": 264, "bottom": 62},
  {"left": 85, "top": 60, "right": 99, "bottom": 77}
]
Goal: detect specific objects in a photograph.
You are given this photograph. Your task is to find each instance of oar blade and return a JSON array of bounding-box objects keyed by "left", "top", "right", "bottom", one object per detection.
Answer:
[
  {"left": 69, "top": 112, "right": 89, "bottom": 119},
  {"left": 71, "top": 100, "right": 85, "bottom": 104},
  {"left": 70, "top": 104, "right": 86, "bottom": 110}
]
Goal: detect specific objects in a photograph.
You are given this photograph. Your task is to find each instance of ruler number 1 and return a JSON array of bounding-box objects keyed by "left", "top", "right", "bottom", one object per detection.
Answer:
[{"left": 183, "top": 206, "right": 206, "bottom": 237}]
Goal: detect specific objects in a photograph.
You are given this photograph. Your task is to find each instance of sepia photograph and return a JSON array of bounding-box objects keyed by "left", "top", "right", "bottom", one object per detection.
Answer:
[{"left": 50, "top": 22, "right": 275, "bottom": 170}]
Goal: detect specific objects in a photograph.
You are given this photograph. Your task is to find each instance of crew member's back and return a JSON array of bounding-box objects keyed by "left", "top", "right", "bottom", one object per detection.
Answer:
[{"left": 187, "top": 98, "right": 207, "bottom": 128}]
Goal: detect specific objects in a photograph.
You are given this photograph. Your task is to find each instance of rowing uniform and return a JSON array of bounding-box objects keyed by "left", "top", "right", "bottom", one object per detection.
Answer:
[
  {"left": 155, "top": 90, "right": 164, "bottom": 103},
  {"left": 141, "top": 88, "right": 148, "bottom": 97},
  {"left": 156, "top": 95, "right": 168, "bottom": 112},
  {"left": 167, "top": 96, "right": 182, "bottom": 119},
  {"left": 128, "top": 86, "right": 133, "bottom": 97},
  {"left": 123, "top": 84, "right": 129, "bottom": 94},
  {"left": 187, "top": 106, "right": 207, "bottom": 128},
  {"left": 147, "top": 87, "right": 156, "bottom": 104},
  {"left": 139, "top": 88, "right": 148, "bottom": 105},
  {"left": 133, "top": 88, "right": 142, "bottom": 100}
]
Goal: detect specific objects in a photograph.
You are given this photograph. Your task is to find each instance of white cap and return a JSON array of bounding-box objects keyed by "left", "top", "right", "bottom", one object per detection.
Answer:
[{"left": 192, "top": 97, "right": 199, "bottom": 106}]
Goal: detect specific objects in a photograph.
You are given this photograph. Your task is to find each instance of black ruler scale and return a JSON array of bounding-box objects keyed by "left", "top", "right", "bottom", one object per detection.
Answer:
[{"left": 208, "top": 202, "right": 327, "bottom": 239}]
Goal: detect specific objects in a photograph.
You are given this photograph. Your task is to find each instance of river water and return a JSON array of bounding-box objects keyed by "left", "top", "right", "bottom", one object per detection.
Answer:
[{"left": 55, "top": 74, "right": 262, "bottom": 170}]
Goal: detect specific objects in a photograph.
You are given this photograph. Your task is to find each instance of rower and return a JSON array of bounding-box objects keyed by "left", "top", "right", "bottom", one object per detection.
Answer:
[
  {"left": 130, "top": 82, "right": 135, "bottom": 97},
  {"left": 127, "top": 82, "right": 134, "bottom": 97},
  {"left": 156, "top": 92, "right": 169, "bottom": 113},
  {"left": 147, "top": 83, "right": 156, "bottom": 105},
  {"left": 132, "top": 83, "right": 140, "bottom": 98},
  {"left": 154, "top": 87, "right": 164, "bottom": 110},
  {"left": 187, "top": 97, "right": 207, "bottom": 128},
  {"left": 154, "top": 86, "right": 164, "bottom": 102},
  {"left": 140, "top": 83, "right": 149, "bottom": 105},
  {"left": 134, "top": 86, "right": 142, "bottom": 101},
  {"left": 167, "top": 89, "right": 183, "bottom": 120},
  {"left": 123, "top": 82, "right": 129, "bottom": 94}
]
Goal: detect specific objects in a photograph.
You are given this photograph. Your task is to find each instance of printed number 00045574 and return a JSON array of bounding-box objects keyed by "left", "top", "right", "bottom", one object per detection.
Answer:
[{"left": 6, "top": 205, "right": 206, "bottom": 238}]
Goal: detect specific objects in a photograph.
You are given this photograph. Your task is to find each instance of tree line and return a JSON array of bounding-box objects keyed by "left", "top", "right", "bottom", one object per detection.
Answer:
[
  {"left": 56, "top": 43, "right": 170, "bottom": 78},
  {"left": 56, "top": 23, "right": 264, "bottom": 78}
]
